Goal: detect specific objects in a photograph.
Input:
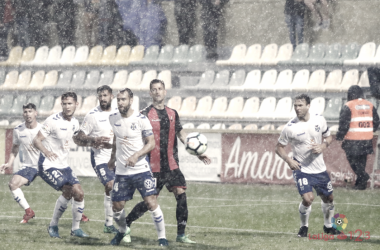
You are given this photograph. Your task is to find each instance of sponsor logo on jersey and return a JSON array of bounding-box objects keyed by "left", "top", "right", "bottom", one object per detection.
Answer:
[
  {"left": 99, "top": 120, "right": 107, "bottom": 122},
  {"left": 60, "top": 128, "right": 67, "bottom": 131},
  {"left": 20, "top": 135, "right": 27, "bottom": 138}
]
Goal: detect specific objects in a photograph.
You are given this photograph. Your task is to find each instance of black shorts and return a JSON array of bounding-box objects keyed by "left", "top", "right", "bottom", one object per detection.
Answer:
[{"left": 153, "top": 168, "right": 187, "bottom": 193}]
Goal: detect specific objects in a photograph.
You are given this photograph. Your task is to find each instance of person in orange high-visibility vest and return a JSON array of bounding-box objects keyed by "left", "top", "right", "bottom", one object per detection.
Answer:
[{"left": 336, "top": 85, "right": 380, "bottom": 190}]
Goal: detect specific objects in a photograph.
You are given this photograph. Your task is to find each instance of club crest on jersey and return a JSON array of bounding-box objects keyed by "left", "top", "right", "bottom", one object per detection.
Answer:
[
  {"left": 72, "top": 125, "right": 75, "bottom": 131},
  {"left": 130, "top": 123, "right": 137, "bottom": 130},
  {"left": 315, "top": 125, "right": 320, "bottom": 132},
  {"left": 144, "top": 179, "right": 154, "bottom": 189}
]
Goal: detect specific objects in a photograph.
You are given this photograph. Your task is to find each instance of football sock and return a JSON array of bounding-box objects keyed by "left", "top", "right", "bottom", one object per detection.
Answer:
[
  {"left": 104, "top": 194, "right": 113, "bottom": 226},
  {"left": 299, "top": 202, "right": 311, "bottom": 227},
  {"left": 114, "top": 209, "right": 127, "bottom": 233},
  {"left": 11, "top": 188, "right": 30, "bottom": 210},
  {"left": 150, "top": 205, "right": 166, "bottom": 239},
  {"left": 125, "top": 201, "right": 148, "bottom": 227},
  {"left": 50, "top": 195, "right": 70, "bottom": 227},
  {"left": 72, "top": 200, "right": 84, "bottom": 231},
  {"left": 176, "top": 193, "right": 188, "bottom": 236},
  {"left": 321, "top": 200, "right": 334, "bottom": 228}
]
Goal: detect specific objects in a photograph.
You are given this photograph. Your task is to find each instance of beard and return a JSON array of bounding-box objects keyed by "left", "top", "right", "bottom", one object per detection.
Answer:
[
  {"left": 100, "top": 101, "right": 111, "bottom": 110},
  {"left": 119, "top": 103, "right": 131, "bottom": 115}
]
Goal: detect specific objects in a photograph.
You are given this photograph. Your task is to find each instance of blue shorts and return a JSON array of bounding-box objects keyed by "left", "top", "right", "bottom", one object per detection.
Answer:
[
  {"left": 91, "top": 150, "right": 115, "bottom": 186},
  {"left": 14, "top": 167, "right": 38, "bottom": 186},
  {"left": 111, "top": 171, "right": 157, "bottom": 202},
  {"left": 39, "top": 166, "right": 80, "bottom": 191},
  {"left": 293, "top": 170, "right": 333, "bottom": 197}
]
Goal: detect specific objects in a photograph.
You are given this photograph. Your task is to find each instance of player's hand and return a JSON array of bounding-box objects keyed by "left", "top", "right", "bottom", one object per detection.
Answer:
[
  {"left": 45, "top": 151, "right": 58, "bottom": 161},
  {"left": 126, "top": 154, "right": 139, "bottom": 167},
  {"left": 0, "top": 163, "right": 10, "bottom": 173},
  {"left": 93, "top": 136, "right": 110, "bottom": 149},
  {"left": 310, "top": 143, "right": 325, "bottom": 154},
  {"left": 197, "top": 154, "right": 211, "bottom": 165},
  {"left": 286, "top": 159, "right": 301, "bottom": 171}
]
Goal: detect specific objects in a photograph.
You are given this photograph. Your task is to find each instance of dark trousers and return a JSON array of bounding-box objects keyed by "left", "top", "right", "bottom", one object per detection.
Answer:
[
  {"left": 346, "top": 154, "right": 370, "bottom": 187},
  {"left": 174, "top": 0, "right": 196, "bottom": 45},
  {"left": 200, "top": 7, "right": 222, "bottom": 59},
  {"left": 285, "top": 14, "right": 304, "bottom": 50}
]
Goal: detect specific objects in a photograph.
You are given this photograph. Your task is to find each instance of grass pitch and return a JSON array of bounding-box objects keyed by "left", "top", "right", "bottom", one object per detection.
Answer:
[{"left": 0, "top": 175, "right": 379, "bottom": 249}]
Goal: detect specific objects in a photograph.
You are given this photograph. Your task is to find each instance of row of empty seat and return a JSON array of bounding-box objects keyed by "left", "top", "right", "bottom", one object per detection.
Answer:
[
  {"left": 0, "top": 69, "right": 171, "bottom": 91},
  {"left": 185, "top": 69, "right": 369, "bottom": 92}
]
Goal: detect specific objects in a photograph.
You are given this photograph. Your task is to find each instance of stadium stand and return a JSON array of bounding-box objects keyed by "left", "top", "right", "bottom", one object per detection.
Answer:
[
  {"left": 157, "top": 70, "right": 172, "bottom": 89},
  {"left": 228, "top": 123, "right": 243, "bottom": 130},
  {"left": 98, "top": 71, "right": 114, "bottom": 86},
  {"left": 171, "top": 45, "right": 189, "bottom": 64},
  {"left": 230, "top": 69, "right": 260, "bottom": 91},
  {"left": 167, "top": 96, "right": 182, "bottom": 111},
  {"left": 225, "top": 97, "right": 244, "bottom": 119},
  {"left": 259, "top": 69, "right": 277, "bottom": 92},
  {"left": 244, "top": 44, "right": 262, "bottom": 65},
  {"left": 306, "top": 44, "right": 326, "bottom": 65},
  {"left": 211, "top": 70, "right": 229, "bottom": 89},
  {"left": 323, "top": 97, "right": 342, "bottom": 120},
  {"left": 130, "top": 45, "right": 159, "bottom": 65},
  {"left": 125, "top": 70, "right": 143, "bottom": 89},
  {"left": 340, "top": 69, "right": 359, "bottom": 92},
  {"left": 187, "top": 44, "right": 206, "bottom": 63},
  {"left": 12, "top": 70, "right": 31, "bottom": 90},
  {"left": 309, "top": 97, "right": 326, "bottom": 115},
  {"left": 216, "top": 44, "right": 246, "bottom": 65},
  {"left": 82, "top": 70, "right": 101, "bottom": 90},
  {"left": 197, "top": 123, "right": 211, "bottom": 129},
  {"left": 19, "top": 47, "right": 35, "bottom": 64},
  {"left": 128, "top": 45, "right": 144, "bottom": 63},
  {"left": 208, "top": 96, "right": 228, "bottom": 118},
  {"left": 157, "top": 45, "right": 174, "bottom": 65},
  {"left": 39, "top": 96, "right": 56, "bottom": 116},
  {"left": 259, "top": 43, "right": 278, "bottom": 66},
  {"left": 46, "top": 45, "right": 62, "bottom": 65},
  {"left": 114, "top": 45, "right": 131, "bottom": 65},
  {"left": 280, "top": 43, "right": 308, "bottom": 66},
  {"left": 344, "top": 42, "right": 376, "bottom": 66},
  {"left": 179, "top": 96, "right": 197, "bottom": 117},
  {"left": 324, "top": 70, "right": 343, "bottom": 92},
  {"left": 358, "top": 70, "right": 370, "bottom": 87},
  {"left": 109, "top": 70, "right": 128, "bottom": 90},
  {"left": 273, "top": 97, "right": 293, "bottom": 120},
  {"left": 0, "top": 71, "right": 18, "bottom": 90},
  {"left": 227, "top": 70, "right": 246, "bottom": 89},
  {"left": 27, "top": 71, "right": 45, "bottom": 90},
  {"left": 307, "top": 69, "right": 326, "bottom": 92},
  {"left": 290, "top": 69, "right": 310, "bottom": 92},
  {"left": 0, "top": 95, "right": 14, "bottom": 115},
  {"left": 0, "top": 46, "right": 22, "bottom": 66},
  {"left": 273, "top": 69, "right": 293, "bottom": 92},
  {"left": 212, "top": 123, "right": 226, "bottom": 129},
  {"left": 240, "top": 97, "right": 260, "bottom": 119},
  {"left": 193, "top": 96, "right": 213, "bottom": 118},
  {"left": 322, "top": 44, "right": 341, "bottom": 65},
  {"left": 182, "top": 123, "right": 195, "bottom": 129},
  {"left": 244, "top": 124, "right": 258, "bottom": 130},
  {"left": 10, "top": 95, "right": 27, "bottom": 115},
  {"left": 100, "top": 45, "right": 117, "bottom": 65},
  {"left": 73, "top": 46, "right": 89, "bottom": 64},
  {"left": 60, "top": 46, "right": 76, "bottom": 65},
  {"left": 138, "top": 70, "right": 158, "bottom": 90}
]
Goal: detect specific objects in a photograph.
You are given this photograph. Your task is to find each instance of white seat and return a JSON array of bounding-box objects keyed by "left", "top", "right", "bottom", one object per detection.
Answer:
[
  {"left": 208, "top": 97, "right": 228, "bottom": 118},
  {"left": 228, "top": 124, "right": 243, "bottom": 130},
  {"left": 193, "top": 96, "right": 213, "bottom": 118},
  {"left": 273, "top": 97, "right": 293, "bottom": 120},
  {"left": 340, "top": 69, "right": 359, "bottom": 92},
  {"left": 358, "top": 71, "right": 370, "bottom": 87},
  {"left": 216, "top": 44, "right": 246, "bottom": 65},
  {"left": 324, "top": 70, "right": 343, "bottom": 92},
  {"left": 78, "top": 96, "right": 97, "bottom": 116},
  {"left": 0, "top": 120, "right": 10, "bottom": 126},
  {"left": 261, "top": 124, "right": 275, "bottom": 130},
  {"left": 212, "top": 123, "right": 226, "bottom": 130},
  {"left": 309, "top": 97, "right": 325, "bottom": 115},
  {"left": 290, "top": 69, "right": 310, "bottom": 92},
  {"left": 256, "top": 97, "right": 277, "bottom": 120},
  {"left": 60, "top": 46, "right": 76, "bottom": 65},
  {"left": 73, "top": 46, "right": 89, "bottom": 64},
  {"left": 260, "top": 43, "right": 278, "bottom": 65},
  {"left": 167, "top": 96, "right": 182, "bottom": 111},
  {"left": 179, "top": 96, "right": 197, "bottom": 117},
  {"left": 240, "top": 97, "right": 260, "bottom": 119},
  {"left": 274, "top": 43, "right": 293, "bottom": 65},
  {"left": 46, "top": 45, "right": 62, "bottom": 65},
  {"left": 329, "top": 125, "right": 339, "bottom": 132},
  {"left": 231, "top": 70, "right": 261, "bottom": 91},
  {"left": 243, "top": 44, "right": 262, "bottom": 65},
  {"left": 12, "top": 70, "right": 32, "bottom": 90},
  {"left": 344, "top": 42, "right": 376, "bottom": 66},
  {"left": 26, "top": 71, "right": 45, "bottom": 90},
  {"left": 307, "top": 70, "right": 326, "bottom": 92},
  {"left": 277, "top": 124, "right": 286, "bottom": 131},
  {"left": 157, "top": 70, "right": 172, "bottom": 89},
  {"left": 125, "top": 70, "right": 143, "bottom": 90},
  {"left": 41, "top": 70, "right": 58, "bottom": 89},
  {"left": 225, "top": 97, "right": 245, "bottom": 119},
  {"left": 182, "top": 123, "right": 195, "bottom": 129},
  {"left": 259, "top": 70, "right": 278, "bottom": 92},
  {"left": 138, "top": 70, "right": 157, "bottom": 90},
  {"left": 273, "top": 69, "right": 293, "bottom": 92},
  {"left": 197, "top": 123, "right": 211, "bottom": 129},
  {"left": 109, "top": 70, "right": 128, "bottom": 90},
  {"left": 23, "top": 46, "right": 49, "bottom": 65},
  {"left": 244, "top": 124, "right": 258, "bottom": 130},
  {"left": 0, "top": 71, "right": 19, "bottom": 90}
]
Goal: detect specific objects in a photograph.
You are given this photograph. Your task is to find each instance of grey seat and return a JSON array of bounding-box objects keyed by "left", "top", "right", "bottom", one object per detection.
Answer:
[
  {"left": 186, "top": 70, "right": 215, "bottom": 90},
  {"left": 0, "top": 95, "right": 14, "bottom": 115},
  {"left": 306, "top": 44, "right": 326, "bottom": 65},
  {"left": 98, "top": 71, "right": 114, "bottom": 87},
  {"left": 51, "top": 71, "right": 72, "bottom": 90},
  {"left": 70, "top": 71, "right": 86, "bottom": 89},
  {"left": 279, "top": 43, "right": 308, "bottom": 66},
  {"left": 82, "top": 70, "right": 101, "bottom": 90},
  {"left": 209, "top": 70, "right": 230, "bottom": 89},
  {"left": 336, "top": 44, "right": 360, "bottom": 66},
  {"left": 130, "top": 45, "right": 159, "bottom": 65},
  {"left": 228, "top": 70, "right": 246, "bottom": 88},
  {"left": 172, "top": 45, "right": 189, "bottom": 64},
  {"left": 157, "top": 45, "right": 174, "bottom": 65},
  {"left": 188, "top": 45, "right": 206, "bottom": 63},
  {"left": 10, "top": 95, "right": 28, "bottom": 115},
  {"left": 39, "top": 95, "right": 55, "bottom": 115},
  {"left": 323, "top": 97, "right": 342, "bottom": 120},
  {"left": 322, "top": 44, "right": 342, "bottom": 65},
  {"left": 27, "top": 95, "right": 41, "bottom": 109},
  {"left": 0, "top": 70, "right": 5, "bottom": 87}
]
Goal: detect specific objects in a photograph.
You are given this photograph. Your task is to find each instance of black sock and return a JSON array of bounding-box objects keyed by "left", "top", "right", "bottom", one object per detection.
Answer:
[
  {"left": 176, "top": 193, "right": 188, "bottom": 236},
  {"left": 125, "top": 201, "right": 148, "bottom": 227}
]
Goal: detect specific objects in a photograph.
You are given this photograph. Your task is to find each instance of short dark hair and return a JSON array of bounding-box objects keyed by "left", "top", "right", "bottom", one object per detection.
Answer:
[
  {"left": 149, "top": 79, "right": 165, "bottom": 90},
  {"left": 97, "top": 85, "right": 113, "bottom": 94},
  {"left": 61, "top": 91, "right": 77, "bottom": 102},
  {"left": 22, "top": 103, "right": 37, "bottom": 110},
  {"left": 119, "top": 88, "right": 133, "bottom": 98},
  {"left": 294, "top": 94, "right": 310, "bottom": 105}
]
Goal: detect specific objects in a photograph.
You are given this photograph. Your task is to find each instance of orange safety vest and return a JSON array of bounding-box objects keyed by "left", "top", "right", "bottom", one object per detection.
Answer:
[{"left": 344, "top": 98, "right": 374, "bottom": 140}]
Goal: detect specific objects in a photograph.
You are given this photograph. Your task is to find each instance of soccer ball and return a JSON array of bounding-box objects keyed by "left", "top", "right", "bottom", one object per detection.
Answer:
[{"left": 185, "top": 132, "right": 208, "bottom": 156}]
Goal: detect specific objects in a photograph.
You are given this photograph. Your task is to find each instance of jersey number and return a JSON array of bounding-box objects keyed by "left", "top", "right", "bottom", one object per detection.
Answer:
[
  {"left": 52, "top": 170, "right": 62, "bottom": 179},
  {"left": 298, "top": 178, "right": 308, "bottom": 186},
  {"left": 114, "top": 182, "right": 119, "bottom": 192},
  {"left": 99, "top": 168, "right": 106, "bottom": 176},
  {"left": 359, "top": 122, "right": 370, "bottom": 128}
]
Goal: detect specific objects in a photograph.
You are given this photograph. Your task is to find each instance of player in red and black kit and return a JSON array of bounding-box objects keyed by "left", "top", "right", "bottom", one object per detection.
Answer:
[{"left": 125, "top": 79, "right": 211, "bottom": 244}]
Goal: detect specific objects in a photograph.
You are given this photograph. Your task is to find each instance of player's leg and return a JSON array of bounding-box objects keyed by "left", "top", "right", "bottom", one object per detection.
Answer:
[
  {"left": 70, "top": 183, "right": 88, "bottom": 237},
  {"left": 294, "top": 171, "right": 314, "bottom": 237}
]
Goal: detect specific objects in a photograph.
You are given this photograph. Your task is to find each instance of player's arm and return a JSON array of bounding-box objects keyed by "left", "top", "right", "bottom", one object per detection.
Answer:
[
  {"left": 126, "top": 134, "right": 155, "bottom": 167},
  {"left": 32, "top": 131, "right": 58, "bottom": 161},
  {"left": 177, "top": 129, "right": 211, "bottom": 165},
  {"left": 310, "top": 135, "right": 332, "bottom": 154},
  {"left": 73, "top": 130, "right": 111, "bottom": 149},
  {"left": 107, "top": 134, "right": 117, "bottom": 171},
  {"left": 275, "top": 142, "right": 301, "bottom": 171},
  {"left": 0, "top": 144, "right": 19, "bottom": 172}
]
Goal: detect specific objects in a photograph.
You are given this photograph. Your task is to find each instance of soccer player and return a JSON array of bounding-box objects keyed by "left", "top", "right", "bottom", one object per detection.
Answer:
[
  {"left": 33, "top": 92, "right": 89, "bottom": 238},
  {"left": 124, "top": 79, "right": 211, "bottom": 244},
  {"left": 108, "top": 88, "right": 168, "bottom": 246},
  {"left": 73, "top": 85, "right": 118, "bottom": 233},
  {"left": 275, "top": 94, "right": 341, "bottom": 237},
  {"left": 0, "top": 103, "right": 41, "bottom": 223}
]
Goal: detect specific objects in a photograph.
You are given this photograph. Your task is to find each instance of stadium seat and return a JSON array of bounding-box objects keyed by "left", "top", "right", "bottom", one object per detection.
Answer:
[
  {"left": 83, "top": 45, "right": 103, "bottom": 65},
  {"left": 78, "top": 96, "right": 97, "bottom": 116},
  {"left": 11, "top": 70, "right": 31, "bottom": 90},
  {"left": 240, "top": 97, "right": 260, "bottom": 119},
  {"left": 212, "top": 123, "right": 226, "bottom": 129},
  {"left": 52, "top": 71, "right": 73, "bottom": 90},
  {"left": 324, "top": 70, "right": 343, "bottom": 92},
  {"left": 335, "top": 43, "right": 360, "bottom": 66},
  {"left": 171, "top": 45, "right": 189, "bottom": 64},
  {"left": 179, "top": 96, "right": 197, "bottom": 117},
  {"left": 25, "top": 46, "right": 49, "bottom": 65},
  {"left": 50, "top": 97, "right": 62, "bottom": 115},
  {"left": 374, "top": 46, "right": 380, "bottom": 65},
  {"left": 0, "top": 95, "right": 14, "bottom": 115},
  {"left": 324, "top": 97, "right": 342, "bottom": 120},
  {"left": 19, "top": 47, "right": 35, "bottom": 64},
  {"left": 307, "top": 70, "right": 326, "bottom": 92},
  {"left": 280, "top": 43, "right": 308, "bottom": 66},
  {"left": 244, "top": 44, "right": 262, "bottom": 65},
  {"left": 225, "top": 97, "right": 244, "bottom": 119},
  {"left": 273, "top": 97, "right": 293, "bottom": 120},
  {"left": 227, "top": 70, "right": 246, "bottom": 90},
  {"left": 259, "top": 43, "right": 278, "bottom": 66},
  {"left": 99, "top": 45, "right": 116, "bottom": 65},
  {"left": 167, "top": 96, "right": 182, "bottom": 111},
  {"left": 138, "top": 70, "right": 157, "bottom": 90},
  {"left": 208, "top": 70, "right": 229, "bottom": 89},
  {"left": 193, "top": 96, "right": 213, "bottom": 118},
  {"left": 274, "top": 43, "right": 293, "bottom": 65},
  {"left": 261, "top": 124, "right": 275, "bottom": 130},
  {"left": 367, "top": 97, "right": 378, "bottom": 109},
  {"left": 277, "top": 124, "right": 286, "bottom": 131},
  {"left": 73, "top": 46, "right": 89, "bottom": 64},
  {"left": 45, "top": 45, "right": 62, "bottom": 65},
  {"left": 0, "top": 71, "right": 18, "bottom": 90},
  {"left": 309, "top": 97, "right": 325, "bottom": 115},
  {"left": 359, "top": 45, "right": 380, "bottom": 65},
  {"left": 114, "top": 45, "right": 131, "bottom": 65},
  {"left": 340, "top": 69, "right": 359, "bottom": 92},
  {"left": 244, "top": 124, "right": 258, "bottom": 130},
  {"left": 329, "top": 125, "right": 339, "bottom": 132},
  {"left": 259, "top": 69, "right": 278, "bottom": 92},
  {"left": 97, "top": 71, "right": 114, "bottom": 87},
  {"left": 273, "top": 69, "right": 293, "bottom": 92},
  {"left": 216, "top": 44, "right": 246, "bottom": 65},
  {"left": 231, "top": 70, "right": 260, "bottom": 91},
  {"left": 26, "top": 71, "right": 45, "bottom": 90},
  {"left": 344, "top": 42, "right": 376, "bottom": 66},
  {"left": 256, "top": 97, "right": 276, "bottom": 120},
  {"left": 182, "top": 123, "right": 195, "bottom": 129},
  {"left": 130, "top": 45, "right": 159, "bottom": 65},
  {"left": 157, "top": 45, "right": 174, "bottom": 65},
  {"left": 0, "top": 70, "right": 5, "bottom": 87},
  {"left": 0, "top": 120, "right": 9, "bottom": 126},
  {"left": 10, "top": 95, "right": 27, "bottom": 115},
  {"left": 358, "top": 71, "right": 370, "bottom": 88},
  {"left": 109, "top": 70, "right": 128, "bottom": 90},
  {"left": 290, "top": 69, "right": 310, "bottom": 92},
  {"left": 10, "top": 120, "right": 22, "bottom": 126},
  {"left": 189, "top": 70, "right": 214, "bottom": 90},
  {"left": 322, "top": 44, "right": 342, "bottom": 65},
  {"left": 228, "top": 124, "right": 243, "bottom": 130},
  {"left": 197, "top": 123, "right": 211, "bottom": 129},
  {"left": 306, "top": 44, "right": 326, "bottom": 65},
  {"left": 60, "top": 46, "right": 76, "bottom": 65},
  {"left": 188, "top": 44, "right": 206, "bottom": 63},
  {"left": 208, "top": 97, "right": 228, "bottom": 118},
  {"left": 0, "top": 46, "right": 22, "bottom": 65},
  {"left": 125, "top": 70, "right": 143, "bottom": 90},
  {"left": 82, "top": 71, "right": 100, "bottom": 90},
  {"left": 157, "top": 70, "right": 172, "bottom": 89},
  {"left": 69, "top": 71, "right": 86, "bottom": 90},
  {"left": 38, "top": 96, "right": 55, "bottom": 116},
  {"left": 128, "top": 45, "right": 144, "bottom": 63},
  {"left": 27, "top": 95, "right": 41, "bottom": 108}
]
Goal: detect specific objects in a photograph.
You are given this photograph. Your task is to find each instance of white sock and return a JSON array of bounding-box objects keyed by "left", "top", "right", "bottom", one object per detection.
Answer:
[
  {"left": 11, "top": 188, "right": 30, "bottom": 210},
  {"left": 321, "top": 200, "right": 334, "bottom": 228},
  {"left": 50, "top": 195, "right": 70, "bottom": 227},
  {"left": 72, "top": 200, "right": 84, "bottom": 231},
  {"left": 150, "top": 205, "right": 166, "bottom": 239},
  {"left": 114, "top": 209, "right": 127, "bottom": 233},
  {"left": 299, "top": 202, "right": 311, "bottom": 227},
  {"left": 104, "top": 194, "right": 113, "bottom": 226}
]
